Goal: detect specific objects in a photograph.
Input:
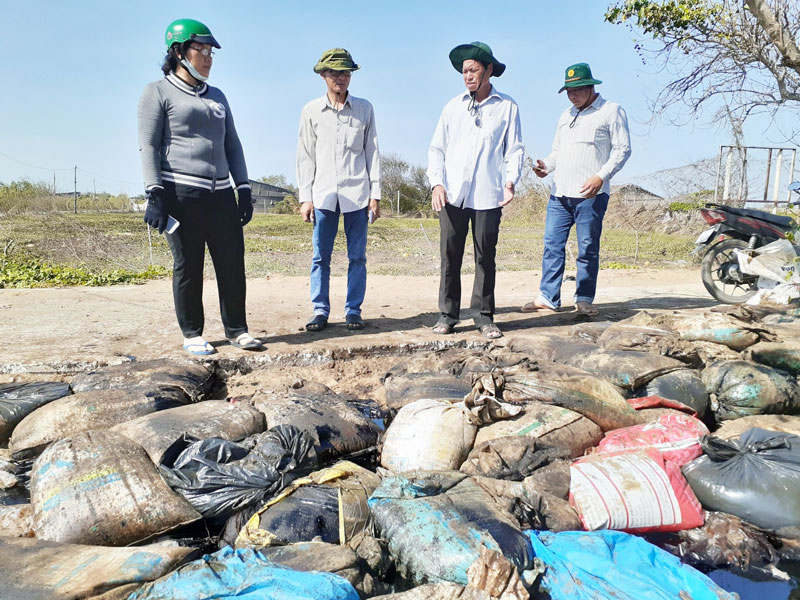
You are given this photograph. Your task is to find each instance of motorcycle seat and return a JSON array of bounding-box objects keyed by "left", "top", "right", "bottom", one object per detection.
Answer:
[{"left": 707, "top": 203, "right": 796, "bottom": 229}]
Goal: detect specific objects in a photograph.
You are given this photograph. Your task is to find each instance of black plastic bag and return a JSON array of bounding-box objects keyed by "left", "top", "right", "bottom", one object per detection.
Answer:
[
  {"left": 0, "top": 382, "right": 71, "bottom": 444},
  {"left": 683, "top": 428, "right": 800, "bottom": 531},
  {"left": 159, "top": 424, "right": 317, "bottom": 518}
]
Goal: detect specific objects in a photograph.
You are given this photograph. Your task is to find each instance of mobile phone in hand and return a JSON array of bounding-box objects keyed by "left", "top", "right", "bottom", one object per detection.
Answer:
[
  {"left": 368, "top": 210, "right": 376, "bottom": 224},
  {"left": 166, "top": 215, "right": 180, "bottom": 234}
]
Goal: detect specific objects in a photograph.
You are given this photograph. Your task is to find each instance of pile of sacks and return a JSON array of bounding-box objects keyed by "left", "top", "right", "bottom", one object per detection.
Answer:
[{"left": 1, "top": 305, "right": 800, "bottom": 599}]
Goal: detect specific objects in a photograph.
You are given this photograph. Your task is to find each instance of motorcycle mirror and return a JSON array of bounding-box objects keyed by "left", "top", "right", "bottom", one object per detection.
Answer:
[{"left": 789, "top": 181, "right": 800, "bottom": 191}]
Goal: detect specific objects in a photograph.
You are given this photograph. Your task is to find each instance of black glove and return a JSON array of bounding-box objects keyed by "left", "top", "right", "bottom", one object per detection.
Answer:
[
  {"left": 238, "top": 187, "right": 254, "bottom": 226},
  {"left": 143, "top": 188, "right": 168, "bottom": 234}
]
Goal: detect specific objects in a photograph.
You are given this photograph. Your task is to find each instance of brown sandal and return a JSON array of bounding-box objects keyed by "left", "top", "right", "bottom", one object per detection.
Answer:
[
  {"left": 479, "top": 323, "right": 503, "bottom": 339},
  {"left": 521, "top": 296, "right": 557, "bottom": 313},
  {"left": 432, "top": 323, "right": 455, "bottom": 335}
]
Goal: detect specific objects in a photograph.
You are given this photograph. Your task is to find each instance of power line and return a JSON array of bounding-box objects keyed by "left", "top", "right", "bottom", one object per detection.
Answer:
[{"left": 0, "top": 150, "right": 73, "bottom": 172}]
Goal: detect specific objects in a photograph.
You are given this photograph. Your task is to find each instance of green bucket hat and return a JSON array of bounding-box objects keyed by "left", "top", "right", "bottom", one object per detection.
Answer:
[
  {"left": 559, "top": 63, "right": 602, "bottom": 92},
  {"left": 448, "top": 42, "right": 505, "bottom": 77},
  {"left": 313, "top": 48, "right": 360, "bottom": 74}
]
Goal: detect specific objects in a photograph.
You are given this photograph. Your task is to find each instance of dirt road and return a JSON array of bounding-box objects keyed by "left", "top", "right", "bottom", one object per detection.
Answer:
[{"left": 0, "top": 268, "right": 715, "bottom": 376}]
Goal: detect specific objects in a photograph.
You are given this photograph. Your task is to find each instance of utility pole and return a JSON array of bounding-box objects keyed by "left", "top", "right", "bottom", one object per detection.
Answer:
[
  {"left": 73, "top": 165, "right": 77, "bottom": 214},
  {"left": 52, "top": 172, "right": 56, "bottom": 195}
]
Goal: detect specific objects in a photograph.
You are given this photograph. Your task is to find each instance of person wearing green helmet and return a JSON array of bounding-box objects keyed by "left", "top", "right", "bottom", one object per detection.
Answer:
[{"left": 138, "top": 18, "right": 262, "bottom": 355}]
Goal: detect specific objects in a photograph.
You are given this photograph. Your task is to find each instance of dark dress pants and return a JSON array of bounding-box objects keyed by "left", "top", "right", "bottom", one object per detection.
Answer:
[
  {"left": 164, "top": 186, "right": 247, "bottom": 339},
  {"left": 438, "top": 203, "right": 502, "bottom": 327}
]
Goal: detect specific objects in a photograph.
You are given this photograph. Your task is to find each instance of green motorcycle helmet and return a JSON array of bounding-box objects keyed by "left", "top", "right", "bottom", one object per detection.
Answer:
[{"left": 164, "top": 18, "right": 220, "bottom": 50}]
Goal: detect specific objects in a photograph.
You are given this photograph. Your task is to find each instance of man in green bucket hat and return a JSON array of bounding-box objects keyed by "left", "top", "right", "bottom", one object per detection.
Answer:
[
  {"left": 427, "top": 42, "right": 524, "bottom": 340},
  {"left": 523, "top": 62, "right": 631, "bottom": 317},
  {"left": 296, "top": 48, "right": 380, "bottom": 333}
]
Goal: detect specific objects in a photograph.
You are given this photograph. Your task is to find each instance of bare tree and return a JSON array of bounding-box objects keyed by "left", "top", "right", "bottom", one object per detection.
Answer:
[
  {"left": 605, "top": 0, "right": 800, "bottom": 136},
  {"left": 380, "top": 153, "right": 409, "bottom": 210}
]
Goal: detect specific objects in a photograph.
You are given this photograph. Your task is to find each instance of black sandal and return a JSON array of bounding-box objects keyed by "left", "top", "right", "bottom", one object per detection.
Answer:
[
  {"left": 432, "top": 322, "right": 455, "bottom": 335},
  {"left": 479, "top": 322, "right": 503, "bottom": 339},
  {"left": 346, "top": 315, "right": 365, "bottom": 330},
  {"left": 305, "top": 314, "right": 328, "bottom": 332}
]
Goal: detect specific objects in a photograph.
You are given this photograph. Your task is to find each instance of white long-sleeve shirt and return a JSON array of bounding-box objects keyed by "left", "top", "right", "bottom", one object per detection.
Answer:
[
  {"left": 296, "top": 93, "right": 380, "bottom": 213},
  {"left": 541, "top": 94, "right": 631, "bottom": 197},
  {"left": 427, "top": 86, "right": 524, "bottom": 210}
]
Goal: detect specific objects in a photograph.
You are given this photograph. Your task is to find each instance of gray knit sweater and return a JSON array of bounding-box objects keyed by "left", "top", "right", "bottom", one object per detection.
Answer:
[{"left": 138, "top": 72, "right": 249, "bottom": 192}]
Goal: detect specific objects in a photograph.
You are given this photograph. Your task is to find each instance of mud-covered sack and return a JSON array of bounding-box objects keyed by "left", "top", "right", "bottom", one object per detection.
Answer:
[
  {"left": 0, "top": 382, "right": 71, "bottom": 445},
  {"left": 31, "top": 430, "right": 201, "bottom": 545},
  {"left": 383, "top": 372, "right": 473, "bottom": 410},
  {"left": 381, "top": 399, "right": 476, "bottom": 473},
  {"left": 460, "top": 435, "right": 570, "bottom": 480},
  {"left": 111, "top": 400, "right": 265, "bottom": 464},
  {"left": 70, "top": 358, "right": 214, "bottom": 401},
  {"left": 750, "top": 341, "right": 800, "bottom": 376},
  {"left": 507, "top": 333, "right": 685, "bottom": 389},
  {"left": 595, "top": 413, "right": 710, "bottom": 467},
  {"left": 568, "top": 320, "right": 615, "bottom": 343},
  {"left": 634, "top": 370, "right": 709, "bottom": 416},
  {"left": 0, "top": 502, "right": 33, "bottom": 537},
  {"left": 0, "top": 537, "right": 194, "bottom": 600},
  {"left": 10, "top": 386, "right": 190, "bottom": 458},
  {"left": 714, "top": 414, "right": 800, "bottom": 439},
  {"left": 368, "top": 471, "right": 533, "bottom": 586},
  {"left": 474, "top": 401, "right": 602, "bottom": 459},
  {"left": 159, "top": 425, "right": 317, "bottom": 519},
  {"left": 683, "top": 428, "right": 800, "bottom": 531},
  {"left": 495, "top": 363, "right": 640, "bottom": 431},
  {"left": 570, "top": 449, "right": 704, "bottom": 533},
  {"left": 234, "top": 461, "right": 381, "bottom": 549},
  {"left": 128, "top": 546, "right": 359, "bottom": 600},
  {"left": 253, "top": 388, "right": 381, "bottom": 460},
  {"left": 472, "top": 472, "right": 581, "bottom": 533},
  {"left": 656, "top": 511, "right": 781, "bottom": 576},
  {"left": 702, "top": 360, "right": 800, "bottom": 421},
  {"left": 525, "top": 530, "right": 735, "bottom": 600}
]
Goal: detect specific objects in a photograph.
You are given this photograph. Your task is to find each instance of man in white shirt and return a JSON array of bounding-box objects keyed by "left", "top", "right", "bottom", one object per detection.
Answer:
[
  {"left": 296, "top": 48, "right": 381, "bottom": 332},
  {"left": 524, "top": 63, "right": 631, "bottom": 316},
  {"left": 427, "top": 42, "right": 524, "bottom": 339}
]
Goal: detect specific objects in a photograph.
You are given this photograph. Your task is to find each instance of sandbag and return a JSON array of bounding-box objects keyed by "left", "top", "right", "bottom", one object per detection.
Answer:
[
  {"left": 714, "top": 414, "right": 800, "bottom": 439},
  {"left": 0, "top": 381, "right": 71, "bottom": 445},
  {"left": 253, "top": 389, "right": 381, "bottom": 460},
  {"left": 70, "top": 358, "right": 214, "bottom": 401},
  {"left": 0, "top": 537, "right": 194, "bottom": 600},
  {"left": 750, "top": 341, "right": 800, "bottom": 376},
  {"left": 128, "top": 546, "right": 360, "bottom": 600},
  {"left": 634, "top": 370, "right": 709, "bottom": 416},
  {"left": 525, "top": 530, "right": 735, "bottom": 600},
  {"left": 702, "top": 360, "right": 800, "bottom": 421},
  {"left": 474, "top": 401, "right": 602, "bottom": 459},
  {"left": 595, "top": 413, "right": 710, "bottom": 467},
  {"left": 31, "top": 430, "right": 200, "bottom": 545},
  {"left": 234, "top": 461, "right": 381, "bottom": 549},
  {"left": 460, "top": 436, "right": 570, "bottom": 480},
  {"left": 111, "top": 400, "right": 265, "bottom": 464},
  {"left": 381, "top": 398, "right": 476, "bottom": 472},
  {"left": 496, "top": 363, "right": 641, "bottom": 431},
  {"left": 368, "top": 471, "right": 533, "bottom": 586},
  {"left": 507, "top": 333, "right": 685, "bottom": 389},
  {"left": 683, "top": 428, "right": 800, "bottom": 531},
  {"left": 383, "top": 372, "right": 473, "bottom": 409},
  {"left": 0, "top": 502, "right": 33, "bottom": 537},
  {"left": 568, "top": 320, "right": 615, "bottom": 343},
  {"left": 10, "top": 386, "right": 190, "bottom": 458},
  {"left": 658, "top": 511, "right": 781, "bottom": 576},
  {"left": 570, "top": 449, "right": 704, "bottom": 533}
]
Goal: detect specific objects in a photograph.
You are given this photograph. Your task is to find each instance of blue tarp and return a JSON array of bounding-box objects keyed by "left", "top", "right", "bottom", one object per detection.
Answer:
[
  {"left": 526, "top": 530, "right": 737, "bottom": 600},
  {"left": 127, "top": 546, "right": 359, "bottom": 600}
]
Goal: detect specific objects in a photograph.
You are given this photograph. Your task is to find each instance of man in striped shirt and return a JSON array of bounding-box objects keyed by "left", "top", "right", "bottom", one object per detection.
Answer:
[{"left": 523, "top": 63, "right": 631, "bottom": 317}]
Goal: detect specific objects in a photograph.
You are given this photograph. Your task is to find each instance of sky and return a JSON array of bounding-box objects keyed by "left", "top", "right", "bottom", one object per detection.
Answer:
[{"left": 0, "top": 0, "right": 795, "bottom": 196}]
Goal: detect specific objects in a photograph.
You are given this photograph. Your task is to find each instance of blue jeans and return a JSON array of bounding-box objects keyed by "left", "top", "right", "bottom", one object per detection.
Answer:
[
  {"left": 310, "top": 205, "right": 368, "bottom": 318},
  {"left": 540, "top": 193, "right": 609, "bottom": 308}
]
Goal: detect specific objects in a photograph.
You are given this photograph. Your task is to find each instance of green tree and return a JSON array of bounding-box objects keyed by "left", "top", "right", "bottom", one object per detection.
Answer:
[{"left": 605, "top": 0, "right": 800, "bottom": 133}]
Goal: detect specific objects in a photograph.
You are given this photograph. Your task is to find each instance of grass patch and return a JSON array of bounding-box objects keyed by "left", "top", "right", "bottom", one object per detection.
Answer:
[{"left": 0, "top": 210, "right": 697, "bottom": 286}]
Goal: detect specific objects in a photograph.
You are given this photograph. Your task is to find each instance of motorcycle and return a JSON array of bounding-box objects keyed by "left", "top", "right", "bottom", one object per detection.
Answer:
[{"left": 695, "top": 183, "right": 799, "bottom": 303}]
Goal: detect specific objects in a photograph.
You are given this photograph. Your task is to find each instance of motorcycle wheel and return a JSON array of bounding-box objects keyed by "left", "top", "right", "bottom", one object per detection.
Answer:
[{"left": 700, "top": 238, "right": 758, "bottom": 304}]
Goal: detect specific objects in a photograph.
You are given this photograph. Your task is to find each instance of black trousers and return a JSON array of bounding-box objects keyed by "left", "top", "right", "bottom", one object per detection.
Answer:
[
  {"left": 438, "top": 203, "right": 502, "bottom": 327},
  {"left": 164, "top": 186, "right": 247, "bottom": 339}
]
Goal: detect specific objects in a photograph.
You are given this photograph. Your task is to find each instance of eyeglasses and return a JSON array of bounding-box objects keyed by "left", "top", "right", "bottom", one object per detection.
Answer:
[
  {"left": 189, "top": 45, "right": 215, "bottom": 57},
  {"left": 568, "top": 108, "right": 585, "bottom": 129},
  {"left": 467, "top": 94, "right": 481, "bottom": 127},
  {"left": 326, "top": 70, "right": 352, "bottom": 78}
]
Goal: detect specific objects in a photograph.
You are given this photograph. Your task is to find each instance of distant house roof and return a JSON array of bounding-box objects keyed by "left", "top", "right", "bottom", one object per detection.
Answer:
[
  {"left": 611, "top": 184, "right": 663, "bottom": 200},
  {"left": 249, "top": 180, "right": 293, "bottom": 197}
]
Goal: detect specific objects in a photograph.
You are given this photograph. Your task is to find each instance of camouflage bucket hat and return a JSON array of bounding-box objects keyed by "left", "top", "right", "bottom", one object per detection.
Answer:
[
  {"left": 559, "top": 63, "right": 602, "bottom": 92},
  {"left": 313, "top": 48, "right": 360, "bottom": 73}
]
